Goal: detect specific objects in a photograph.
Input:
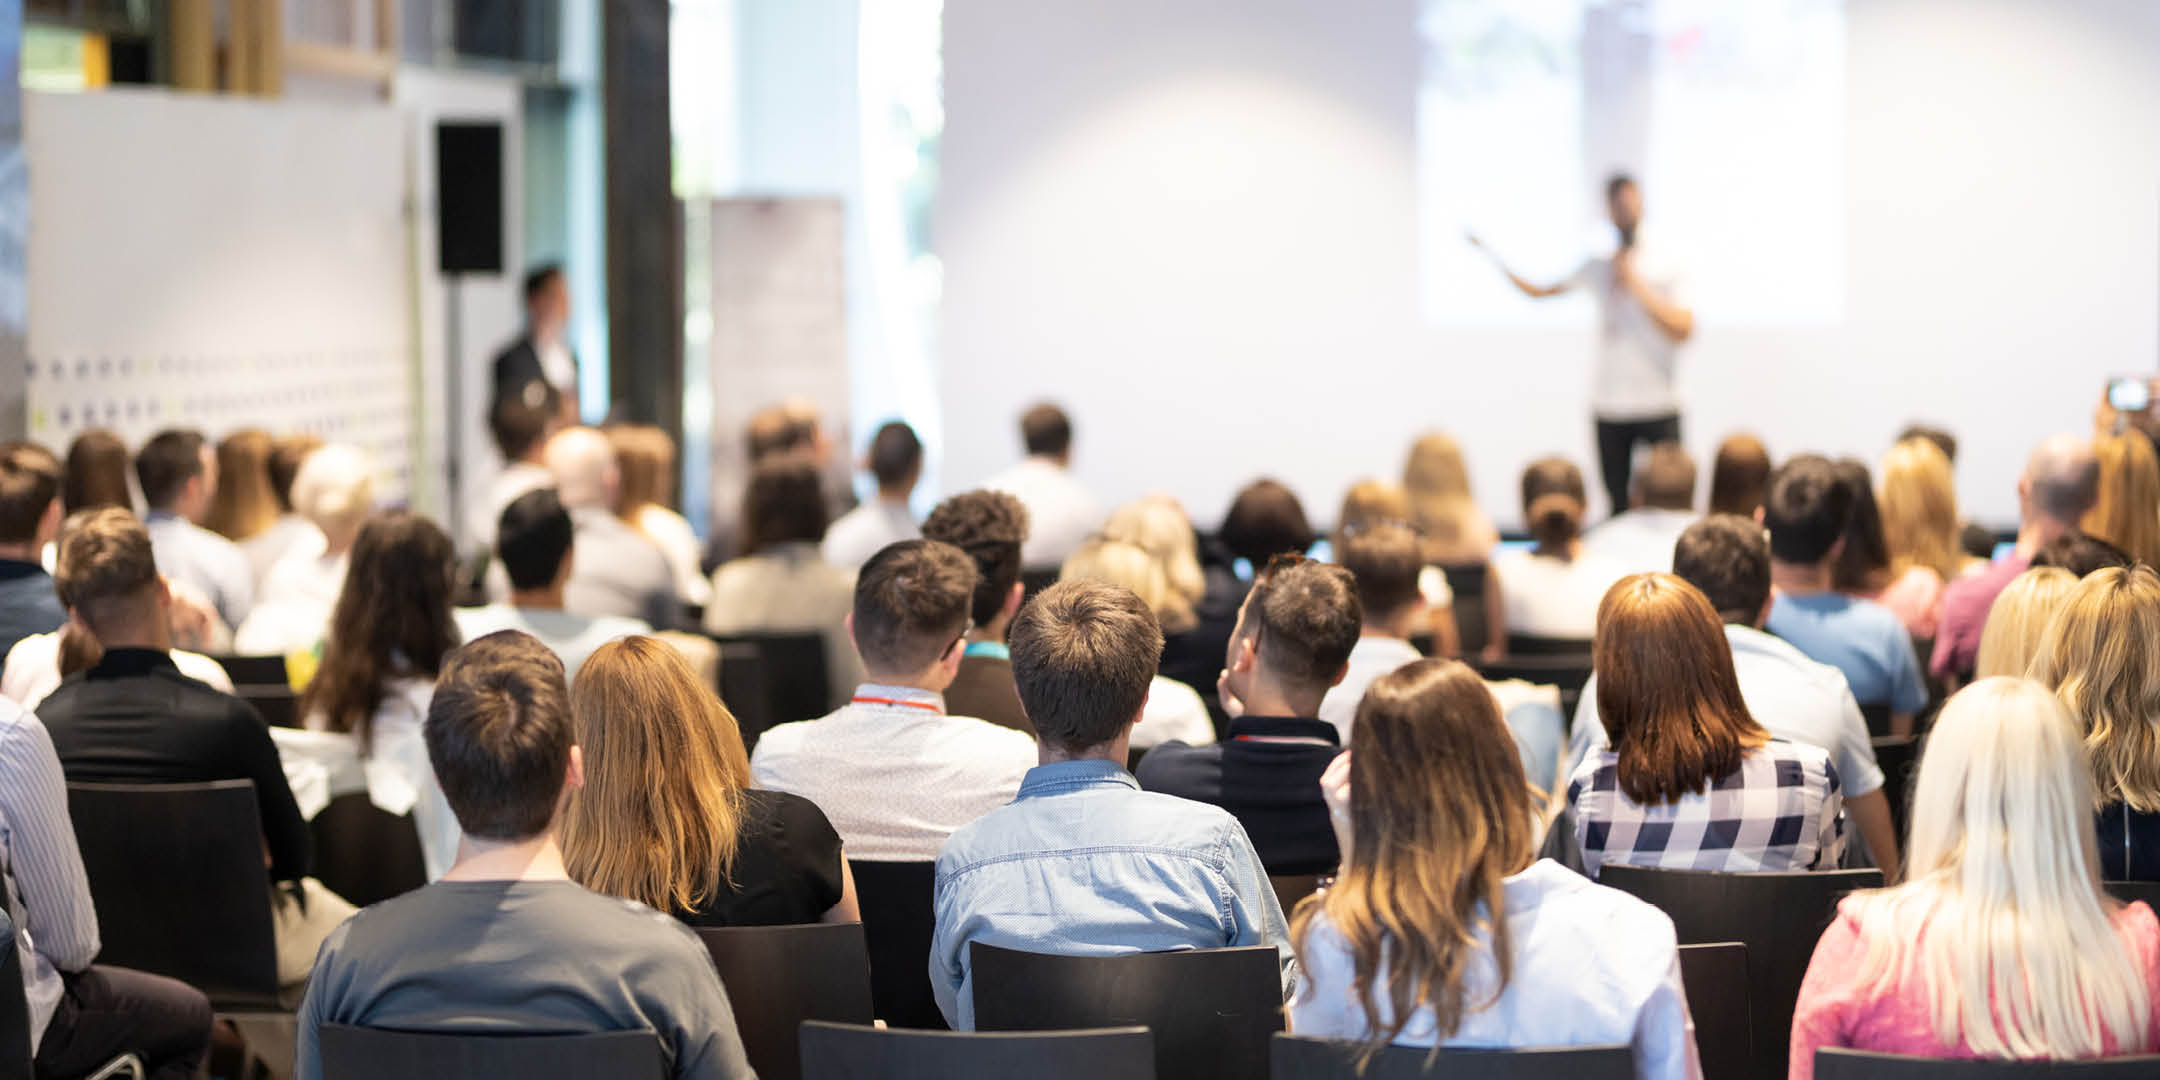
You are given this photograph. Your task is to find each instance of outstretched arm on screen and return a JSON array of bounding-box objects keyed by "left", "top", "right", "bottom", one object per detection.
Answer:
[{"left": 1467, "top": 233, "right": 1571, "bottom": 299}]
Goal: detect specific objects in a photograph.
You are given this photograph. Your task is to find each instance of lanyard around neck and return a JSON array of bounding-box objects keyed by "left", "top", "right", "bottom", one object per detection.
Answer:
[{"left": 852, "top": 696, "right": 941, "bottom": 713}]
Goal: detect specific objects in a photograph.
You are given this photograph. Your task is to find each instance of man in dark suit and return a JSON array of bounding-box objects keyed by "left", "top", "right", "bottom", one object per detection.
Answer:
[{"left": 492, "top": 263, "right": 577, "bottom": 424}]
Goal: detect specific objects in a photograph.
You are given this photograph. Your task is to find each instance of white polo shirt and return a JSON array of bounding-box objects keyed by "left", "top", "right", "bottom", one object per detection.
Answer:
[{"left": 1568, "top": 234, "right": 1688, "bottom": 421}]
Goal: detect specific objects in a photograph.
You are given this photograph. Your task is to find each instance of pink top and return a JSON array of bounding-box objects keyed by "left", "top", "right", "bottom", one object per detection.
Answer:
[
  {"left": 1930, "top": 552, "right": 2031, "bottom": 679},
  {"left": 1860, "top": 566, "right": 1947, "bottom": 641},
  {"left": 1790, "top": 896, "right": 2160, "bottom": 1080}
]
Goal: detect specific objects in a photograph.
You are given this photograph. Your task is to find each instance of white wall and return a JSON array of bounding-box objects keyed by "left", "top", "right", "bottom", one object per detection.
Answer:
[{"left": 940, "top": 0, "right": 2160, "bottom": 529}]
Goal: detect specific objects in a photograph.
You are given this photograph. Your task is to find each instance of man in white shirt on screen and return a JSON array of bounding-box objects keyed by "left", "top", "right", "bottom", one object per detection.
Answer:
[
  {"left": 1472, "top": 172, "right": 1695, "bottom": 520},
  {"left": 984, "top": 403, "right": 1101, "bottom": 572}
]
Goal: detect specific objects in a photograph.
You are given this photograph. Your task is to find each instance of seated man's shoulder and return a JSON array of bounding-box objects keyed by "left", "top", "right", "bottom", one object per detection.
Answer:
[{"left": 1132, "top": 740, "right": 1217, "bottom": 789}]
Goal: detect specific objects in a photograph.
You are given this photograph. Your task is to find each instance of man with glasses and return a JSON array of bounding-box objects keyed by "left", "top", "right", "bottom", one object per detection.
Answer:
[{"left": 750, "top": 539, "right": 1038, "bottom": 861}]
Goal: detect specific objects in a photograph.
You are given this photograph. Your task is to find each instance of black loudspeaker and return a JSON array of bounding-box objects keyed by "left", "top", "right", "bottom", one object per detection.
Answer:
[{"left": 435, "top": 122, "right": 503, "bottom": 274}]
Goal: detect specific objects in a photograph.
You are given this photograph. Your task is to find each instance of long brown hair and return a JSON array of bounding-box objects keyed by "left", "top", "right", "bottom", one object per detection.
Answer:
[
  {"left": 1594, "top": 573, "right": 1767, "bottom": 804},
  {"left": 561, "top": 636, "right": 753, "bottom": 914},
  {"left": 62, "top": 430, "right": 131, "bottom": 514},
  {"left": 2081, "top": 433, "right": 2160, "bottom": 570},
  {"left": 1879, "top": 437, "right": 1963, "bottom": 581},
  {"left": 608, "top": 423, "right": 678, "bottom": 519},
  {"left": 300, "top": 511, "right": 460, "bottom": 751},
  {"left": 1292, "top": 659, "right": 1538, "bottom": 1057},
  {"left": 203, "top": 429, "right": 279, "bottom": 541},
  {"left": 1519, "top": 457, "right": 1586, "bottom": 553}
]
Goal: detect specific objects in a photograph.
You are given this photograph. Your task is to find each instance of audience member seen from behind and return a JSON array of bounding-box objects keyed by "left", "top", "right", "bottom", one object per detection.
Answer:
[
  {"left": 1219, "top": 478, "right": 1318, "bottom": 574},
  {"left": 472, "top": 381, "right": 561, "bottom": 555},
  {"left": 704, "top": 456, "right": 865, "bottom": 706},
  {"left": 61, "top": 429, "right": 130, "bottom": 516},
  {"left": 38, "top": 507, "right": 341, "bottom": 986},
  {"left": 235, "top": 445, "right": 375, "bottom": 655},
  {"left": 749, "top": 539, "right": 1037, "bottom": 861},
  {"left": 1972, "top": 567, "right": 2077, "bottom": 681},
  {"left": 1492, "top": 457, "right": 1622, "bottom": 642},
  {"left": 1569, "top": 573, "right": 1845, "bottom": 878},
  {"left": 0, "top": 690, "right": 213, "bottom": 1079},
  {"left": 458, "top": 489, "right": 649, "bottom": 683},
  {"left": 563, "top": 635, "right": 859, "bottom": 927},
  {"left": 984, "top": 403, "right": 1102, "bottom": 571},
  {"left": 544, "top": 426, "right": 682, "bottom": 631},
  {"left": 1058, "top": 538, "right": 1216, "bottom": 751},
  {"left": 0, "top": 442, "right": 66, "bottom": 660},
  {"left": 2082, "top": 431, "right": 2160, "bottom": 569},
  {"left": 1330, "top": 481, "right": 1457, "bottom": 657},
  {"left": 1582, "top": 441, "right": 1698, "bottom": 574},
  {"left": 294, "top": 631, "right": 757, "bottom": 1080},
  {"left": 922, "top": 489, "right": 1034, "bottom": 734},
  {"left": 1763, "top": 455, "right": 1929, "bottom": 734},
  {"left": 1570, "top": 516, "right": 1899, "bottom": 878},
  {"left": 2029, "top": 567, "right": 2160, "bottom": 882},
  {"left": 931, "top": 579, "right": 1295, "bottom": 1029},
  {"left": 135, "top": 428, "right": 254, "bottom": 630},
  {"left": 1829, "top": 458, "right": 1894, "bottom": 598},
  {"left": 246, "top": 431, "right": 326, "bottom": 587},
  {"left": 1317, "top": 525, "right": 1432, "bottom": 741},
  {"left": 1102, "top": 494, "right": 1238, "bottom": 715},
  {"left": 1403, "top": 431, "right": 1506, "bottom": 660},
  {"left": 291, "top": 511, "right": 464, "bottom": 879},
  {"left": 1789, "top": 678, "right": 2160, "bottom": 1080},
  {"left": 1707, "top": 432, "right": 1772, "bottom": 518},
  {"left": 823, "top": 420, "right": 924, "bottom": 571},
  {"left": 1897, "top": 423, "right": 1997, "bottom": 562},
  {"left": 1138, "top": 555, "right": 1355, "bottom": 875},
  {"left": 2032, "top": 532, "right": 2134, "bottom": 578},
  {"left": 1290, "top": 659, "right": 1698, "bottom": 1080},
  {"left": 203, "top": 429, "right": 280, "bottom": 555},
  {"left": 1876, "top": 437, "right": 1966, "bottom": 640},
  {"left": 609, "top": 424, "right": 713, "bottom": 610},
  {"left": 1933, "top": 433, "right": 2097, "bottom": 680}
]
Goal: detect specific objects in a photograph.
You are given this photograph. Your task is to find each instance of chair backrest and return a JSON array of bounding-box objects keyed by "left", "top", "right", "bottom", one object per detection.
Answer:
[
  {"left": 846, "top": 860, "right": 946, "bottom": 1029},
  {"left": 1441, "top": 562, "right": 1492, "bottom": 657},
  {"left": 0, "top": 906, "right": 31, "bottom": 1080},
  {"left": 698, "top": 922, "right": 875, "bottom": 1080},
  {"left": 1597, "top": 865, "right": 1883, "bottom": 1080},
  {"left": 2103, "top": 880, "right": 2160, "bottom": 912},
  {"left": 799, "top": 1021, "right": 1153, "bottom": 1080},
  {"left": 1814, "top": 1048, "right": 2160, "bottom": 1078},
  {"left": 969, "top": 942, "right": 1283, "bottom": 1080},
  {"left": 1270, "top": 874, "right": 1325, "bottom": 916},
  {"left": 714, "top": 639, "right": 772, "bottom": 748},
  {"left": 65, "top": 780, "right": 281, "bottom": 1009},
  {"left": 1859, "top": 703, "right": 1894, "bottom": 738},
  {"left": 1018, "top": 568, "right": 1061, "bottom": 605},
  {"left": 317, "top": 1025, "right": 665, "bottom": 1080},
  {"left": 1504, "top": 634, "right": 1594, "bottom": 658},
  {"left": 709, "top": 632, "right": 829, "bottom": 746},
  {"left": 237, "top": 686, "right": 299, "bottom": 729},
  {"left": 1871, "top": 734, "right": 1925, "bottom": 842},
  {"left": 213, "top": 653, "right": 290, "bottom": 689},
  {"left": 308, "top": 791, "right": 428, "bottom": 908},
  {"left": 1269, "top": 1035, "right": 1633, "bottom": 1080},
  {"left": 1677, "top": 942, "right": 1751, "bottom": 1080}
]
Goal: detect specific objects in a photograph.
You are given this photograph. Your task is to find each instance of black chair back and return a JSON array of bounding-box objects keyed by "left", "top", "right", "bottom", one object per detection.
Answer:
[
  {"left": 698, "top": 923, "right": 875, "bottom": 1080},
  {"left": 308, "top": 792, "right": 428, "bottom": 908},
  {"left": 1597, "top": 865, "right": 1882, "bottom": 1080},
  {"left": 1504, "top": 634, "right": 1593, "bottom": 657},
  {"left": 1018, "top": 568, "right": 1061, "bottom": 605},
  {"left": 1871, "top": 735, "right": 1924, "bottom": 843},
  {"left": 847, "top": 861, "right": 946, "bottom": 1029},
  {"left": 2104, "top": 880, "right": 2160, "bottom": 911},
  {"left": 1269, "top": 1034, "right": 1633, "bottom": 1079},
  {"left": 1814, "top": 1048, "right": 2160, "bottom": 1077},
  {"left": 317, "top": 1025, "right": 665, "bottom": 1080},
  {"left": 0, "top": 906, "right": 30, "bottom": 1080},
  {"left": 66, "top": 780, "right": 281, "bottom": 1009},
  {"left": 1440, "top": 562, "right": 1492, "bottom": 657},
  {"left": 1677, "top": 942, "right": 1751, "bottom": 1080},
  {"left": 212, "top": 654, "right": 289, "bottom": 688},
  {"left": 969, "top": 942, "right": 1282, "bottom": 1080},
  {"left": 1270, "top": 874, "right": 1325, "bottom": 916},
  {"left": 714, "top": 639, "right": 772, "bottom": 747},
  {"left": 1859, "top": 703, "right": 1894, "bottom": 738},
  {"left": 238, "top": 686, "right": 299, "bottom": 729},
  {"left": 709, "top": 632, "right": 829, "bottom": 747},
  {"left": 799, "top": 1021, "right": 1153, "bottom": 1080}
]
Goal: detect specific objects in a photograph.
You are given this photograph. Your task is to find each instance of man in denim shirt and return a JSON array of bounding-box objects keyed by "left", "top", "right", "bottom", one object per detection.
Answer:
[{"left": 929, "top": 580, "right": 1296, "bottom": 1028}]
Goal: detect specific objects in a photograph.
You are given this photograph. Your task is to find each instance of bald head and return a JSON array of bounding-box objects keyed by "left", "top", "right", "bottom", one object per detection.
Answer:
[
  {"left": 543, "top": 426, "right": 618, "bottom": 511},
  {"left": 2024, "top": 433, "right": 2099, "bottom": 525}
]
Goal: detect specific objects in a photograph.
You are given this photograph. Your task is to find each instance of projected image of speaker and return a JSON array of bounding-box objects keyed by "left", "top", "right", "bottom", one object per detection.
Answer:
[{"left": 435, "top": 122, "right": 503, "bottom": 275}]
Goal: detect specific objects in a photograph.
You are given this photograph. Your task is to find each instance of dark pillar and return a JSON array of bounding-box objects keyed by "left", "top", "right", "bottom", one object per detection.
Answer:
[{"left": 602, "top": 0, "right": 681, "bottom": 445}]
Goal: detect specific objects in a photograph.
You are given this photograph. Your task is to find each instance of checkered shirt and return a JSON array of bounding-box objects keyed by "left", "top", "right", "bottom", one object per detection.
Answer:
[{"left": 1567, "top": 738, "right": 1844, "bottom": 878}]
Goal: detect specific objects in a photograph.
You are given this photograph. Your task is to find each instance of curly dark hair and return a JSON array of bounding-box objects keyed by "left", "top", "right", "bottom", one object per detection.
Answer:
[
  {"left": 923, "top": 490, "right": 1031, "bottom": 626},
  {"left": 301, "top": 510, "right": 461, "bottom": 752}
]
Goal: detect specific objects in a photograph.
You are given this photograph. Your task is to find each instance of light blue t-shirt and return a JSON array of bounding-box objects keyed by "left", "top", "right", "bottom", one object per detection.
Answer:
[{"left": 1765, "top": 591, "right": 1927, "bottom": 715}]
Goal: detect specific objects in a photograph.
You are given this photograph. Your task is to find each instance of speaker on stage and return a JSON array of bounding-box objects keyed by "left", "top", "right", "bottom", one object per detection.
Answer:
[{"left": 435, "top": 122, "right": 503, "bottom": 275}]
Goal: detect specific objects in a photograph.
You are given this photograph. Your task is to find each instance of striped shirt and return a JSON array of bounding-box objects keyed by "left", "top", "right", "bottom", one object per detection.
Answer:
[
  {"left": 1569, "top": 738, "right": 1844, "bottom": 878},
  {"left": 0, "top": 700, "right": 99, "bottom": 1052}
]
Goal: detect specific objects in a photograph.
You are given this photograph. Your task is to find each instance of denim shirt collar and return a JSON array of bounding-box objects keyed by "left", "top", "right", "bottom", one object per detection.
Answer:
[{"left": 1016, "top": 758, "right": 1136, "bottom": 799}]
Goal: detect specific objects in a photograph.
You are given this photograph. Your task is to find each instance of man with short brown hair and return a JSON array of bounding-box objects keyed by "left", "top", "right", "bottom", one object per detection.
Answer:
[
  {"left": 1583, "top": 441, "right": 1699, "bottom": 573},
  {"left": 930, "top": 580, "right": 1293, "bottom": 1029},
  {"left": 1138, "top": 555, "right": 1357, "bottom": 875},
  {"left": 1317, "top": 524, "right": 1426, "bottom": 739},
  {"left": 0, "top": 441, "right": 66, "bottom": 659},
  {"left": 751, "top": 539, "right": 1037, "bottom": 861},
  {"left": 985, "top": 402, "right": 1100, "bottom": 571},
  {"left": 922, "top": 489, "right": 1033, "bottom": 733}
]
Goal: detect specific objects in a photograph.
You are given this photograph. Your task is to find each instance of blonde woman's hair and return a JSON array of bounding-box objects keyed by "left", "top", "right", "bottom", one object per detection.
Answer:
[
  {"left": 1332, "top": 479, "right": 1410, "bottom": 553},
  {"left": 203, "top": 429, "right": 280, "bottom": 542},
  {"left": 1973, "top": 567, "right": 2077, "bottom": 680},
  {"left": 1100, "top": 495, "right": 1205, "bottom": 607},
  {"left": 1879, "top": 437, "right": 1963, "bottom": 581},
  {"left": 1060, "top": 536, "right": 1197, "bottom": 635},
  {"left": 288, "top": 445, "right": 376, "bottom": 542},
  {"left": 2081, "top": 433, "right": 2160, "bottom": 569},
  {"left": 2029, "top": 566, "right": 2160, "bottom": 811},
  {"left": 1847, "top": 678, "right": 2149, "bottom": 1060},
  {"left": 1402, "top": 432, "right": 1496, "bottom": 563},
  {"left": 561, "top": 635, "right": 753, "bottom": 914}
]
